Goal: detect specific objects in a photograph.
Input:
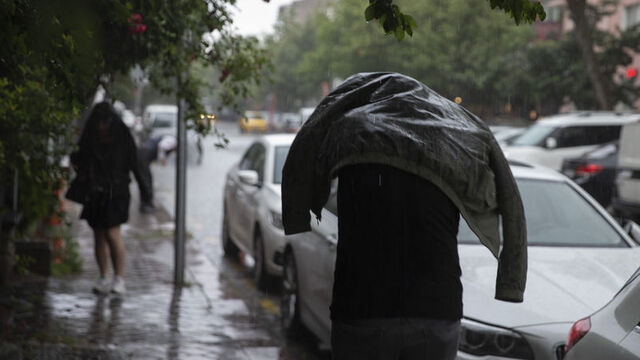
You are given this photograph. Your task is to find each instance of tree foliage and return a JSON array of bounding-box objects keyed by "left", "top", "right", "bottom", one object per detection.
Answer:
[
  {"left": 260, "top": 0, "right": 639, "bottom": 118},
  {"left": 526, "top": 1, "right": 640, "bottom": 112},
  {"left": 365, "top": 0, "right": 546, "bottom": 41},
  {"left": 0, "top": 0, "right": 269, "bottom": 232},
  {"left": 261, "top": 0, "right": 535, "bottom": 117}
]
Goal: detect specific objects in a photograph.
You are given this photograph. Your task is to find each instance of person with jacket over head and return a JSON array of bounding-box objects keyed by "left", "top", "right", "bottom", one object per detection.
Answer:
[
  {"left": 71, "top": 101, "right": 148, "bottom": 296},
  {"left": 282, "top": 73, "right": 527, "bottom": 360}
]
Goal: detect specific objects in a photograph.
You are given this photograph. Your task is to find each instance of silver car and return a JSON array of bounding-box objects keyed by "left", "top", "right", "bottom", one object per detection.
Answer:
[
  {"left": 222, "top": 134, "right": 295, "bottom": 289},
  {"left": 280, "top": 162, "right": 640, "bottom": 358},
  {"left": 563, "top": 266, "right": 640, "bottom": 359}
]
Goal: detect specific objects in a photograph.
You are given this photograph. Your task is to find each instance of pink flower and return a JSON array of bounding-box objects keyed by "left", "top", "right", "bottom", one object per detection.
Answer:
[
  {"left": 219, "top": 69, "right": 229, "bottom": 82},
  {"left": 128, "top": 13, "right": 142, "bottom": 25},
  {"left": 128, "top": 13, "right": 146, "bottom": 34}
]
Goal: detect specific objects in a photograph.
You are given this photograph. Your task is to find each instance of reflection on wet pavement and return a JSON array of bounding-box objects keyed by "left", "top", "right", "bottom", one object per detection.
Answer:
[{"left": 40, "top": 198, "right": 329, "bottom": 360}]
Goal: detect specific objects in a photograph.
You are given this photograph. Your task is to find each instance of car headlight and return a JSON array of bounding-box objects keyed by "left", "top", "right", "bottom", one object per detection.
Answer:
[
  {"left": 458, "top": 318, "right": 534, "bottom": 360},
  {"left": 269, "top": 210, "right": 283, "bottom": 230}
]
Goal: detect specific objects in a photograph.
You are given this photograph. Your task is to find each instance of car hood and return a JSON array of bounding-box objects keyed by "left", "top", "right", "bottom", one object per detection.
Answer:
[
  {"left": 264, "top": 183, "right": 282, "bottom": 211},
  {"left": 266, "top": 183, "right": 281, "bottom": 197},
  {"left": 502, "top": 146, "right": 546, "bottom": 165},
  {"left": 460, "top": 245, "right": 640, "bottom": 329}
]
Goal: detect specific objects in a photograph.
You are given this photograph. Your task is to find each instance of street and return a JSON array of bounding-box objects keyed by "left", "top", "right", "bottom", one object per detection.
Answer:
[{"left": 150, "top": 120, "right": 328, "bottom": 359}]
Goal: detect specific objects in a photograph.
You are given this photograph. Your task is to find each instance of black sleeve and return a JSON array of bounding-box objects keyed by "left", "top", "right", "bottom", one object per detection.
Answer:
[{"left": 127, "top": 132, "right": 149, "bottom": 196}]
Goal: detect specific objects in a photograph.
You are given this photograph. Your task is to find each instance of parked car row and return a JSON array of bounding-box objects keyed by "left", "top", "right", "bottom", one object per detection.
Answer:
[
  {"left": 222, "top": 134, "right": 294, "bottom": 289},
  {"left": 236, "top": 107, "right": 317, "bottom": 134},
  {"left": 502, "top": 111, "right": 640, "bottom": 222},
  {"left": 223, "top": 133, "right": 640, "bottom": 359},
  {"left": 139, "top": 104, "right": 203, "bottom": 163}
]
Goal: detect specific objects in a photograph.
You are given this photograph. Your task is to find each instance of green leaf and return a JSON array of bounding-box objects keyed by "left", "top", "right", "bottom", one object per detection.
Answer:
[
  {"left": 364, "top": 4, "right": 375, "bottom": 21},
  {"left": 405, "top": 14, "right": 417, "bottom": 28},
  {"left": 534, "top": 2, "right": 546, "bottom": 21},
  {"left": 394, "top": 26, "right": 404, "bottom": 41}
]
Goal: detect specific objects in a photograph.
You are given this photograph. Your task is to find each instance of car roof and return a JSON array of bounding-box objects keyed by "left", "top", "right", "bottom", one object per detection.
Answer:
[
  {"left": 144, "top": 104, "right": 178, "bottom": 113},
  {"left": 508, "top": 159, "right": 567, "bottom": 182},
  {"left": 259, "top": 133, "right": 297, "bottom": 147},
  {"left": 535, "top": 111, "right": 640, "bottom": 127}
]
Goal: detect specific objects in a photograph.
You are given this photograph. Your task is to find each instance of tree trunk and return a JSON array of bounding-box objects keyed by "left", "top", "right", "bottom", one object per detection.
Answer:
[
  {"left": 0, "top": 171, "right": 19, "bottom": 289},
  {"left": 566, "top": 0, "right": 612, "bottom": 110}
]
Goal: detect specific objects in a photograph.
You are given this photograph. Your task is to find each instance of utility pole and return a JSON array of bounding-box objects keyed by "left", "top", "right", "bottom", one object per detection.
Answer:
[{"left": 174, "top": 75, "right": 187, "bottom": 286}]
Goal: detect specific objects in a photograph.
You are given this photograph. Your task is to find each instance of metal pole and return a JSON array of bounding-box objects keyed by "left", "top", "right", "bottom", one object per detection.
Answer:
[{"left": 174, "top": 75, "right": 187, "bottom": 285}]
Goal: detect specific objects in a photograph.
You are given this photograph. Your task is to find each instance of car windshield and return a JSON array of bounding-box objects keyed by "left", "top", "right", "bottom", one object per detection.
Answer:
[
  {"left": 493, "top": 128, "right": 523, "bottom": 143},
  {"left": 511, "top": 124, "right": 556, "bottom": 146},
  {"left": 245, "top": 111, "right": 263, "bottom": 119},
  {"left": 153, "top": 112, "right": 177, "bottom": 128},
  {"left": 458, "top": 179, "right": 626, "bottom": 247},
  {"left": 272, "top": 145, "right": 290, "bottom": 184}
]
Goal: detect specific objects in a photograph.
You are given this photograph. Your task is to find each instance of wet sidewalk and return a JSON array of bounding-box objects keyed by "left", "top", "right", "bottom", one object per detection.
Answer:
[{"left": 6, "top": 200, "right": 308, "bottom": 360}]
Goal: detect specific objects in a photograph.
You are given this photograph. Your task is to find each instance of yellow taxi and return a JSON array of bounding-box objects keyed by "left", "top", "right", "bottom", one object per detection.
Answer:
[{"left": 238, "top": 111, "right": 267, "bottom": 133}]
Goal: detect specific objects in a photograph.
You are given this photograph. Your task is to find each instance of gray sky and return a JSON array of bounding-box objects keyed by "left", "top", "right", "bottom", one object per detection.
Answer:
[{"left": 230, "top": 0, "right": 297, "bottom": 37}]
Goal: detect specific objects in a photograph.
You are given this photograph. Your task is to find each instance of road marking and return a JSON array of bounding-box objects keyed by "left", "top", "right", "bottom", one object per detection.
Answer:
[
  {"left": 202, "top": 235, "right": 218, "bottom": 244},
  {"left": 259, "top": 298, "right": 280, "bottom": 316}
]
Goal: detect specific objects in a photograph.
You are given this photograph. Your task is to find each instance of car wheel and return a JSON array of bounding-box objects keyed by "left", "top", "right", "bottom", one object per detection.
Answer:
[
  {"left": 281, "top": 249, "right": 301, "bottom": 335},
  {"left": 253, "top": 230, "right": 269, "bottom": 291},
  {"left": 221, "top": 206, "right": 239, "bottom": 258}
]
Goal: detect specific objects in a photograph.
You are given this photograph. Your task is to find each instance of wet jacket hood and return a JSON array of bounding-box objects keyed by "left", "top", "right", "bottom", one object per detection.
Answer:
[{"left": 281, "top": 72, "right": 527, "bottom": 302}]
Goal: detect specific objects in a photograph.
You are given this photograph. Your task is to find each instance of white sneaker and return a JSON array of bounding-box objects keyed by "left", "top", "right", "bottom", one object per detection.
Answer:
[
  {"left": 92, "top": 277, "right": 110, "bottom": 295},
  {"left": 111, "top": 277, "right": 126, "bottom": 295}
]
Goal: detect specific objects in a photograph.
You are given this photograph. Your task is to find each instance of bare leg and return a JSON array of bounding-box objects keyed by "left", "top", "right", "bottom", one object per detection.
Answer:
[
  {"left": 105, "top": 226, "right": 125, "bottom": 278},
  {"left": 93, "top": 229, "right": 110, "bottom": 278}
]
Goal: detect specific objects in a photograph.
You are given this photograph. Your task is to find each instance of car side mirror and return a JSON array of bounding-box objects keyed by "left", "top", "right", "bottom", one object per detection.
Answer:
[
  {"left": 622, "top": 219, "right": 640, "bottom": 244},
  {"left": 238, "top": 170, "right": 260, "bottom": 187},
  {"left": 545, "top": 137, "right": 557, "bottom": 149}
]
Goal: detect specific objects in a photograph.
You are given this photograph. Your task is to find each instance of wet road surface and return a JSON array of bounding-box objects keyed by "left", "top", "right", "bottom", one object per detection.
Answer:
[{"left": 39, "top": 121, "right": 330, "bottom": 359}]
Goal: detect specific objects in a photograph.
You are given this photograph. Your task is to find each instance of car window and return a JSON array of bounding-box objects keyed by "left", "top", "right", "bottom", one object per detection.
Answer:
[
  {"left": 245, "top": 111, "right": 264, "bottom": 119},
  {"left": 556, "top": 125, "right": 621, "bottom": 148},
  {"left": 272, "top": 145, "right": 290, "bottom": 184},
  {"left": 253, "top": 145, "right": 266, "bottom": 182},
  {"left": 458, "top": 179, "right": 626, "bottom": 247},
  {"left": 239, "top": 143, "right": 260, "bottom": 170},
  {"left": 511, "top": 124, "right": 556, "bottom": 146},
  {"left": 325, "top": 180, "right": 339, "bottom": 216},
  {"left": 153, "top": 112, "right": 177, "bottom": 128},
  {"left": 591, "top": 125, "right": 621, "bottom": 143}
]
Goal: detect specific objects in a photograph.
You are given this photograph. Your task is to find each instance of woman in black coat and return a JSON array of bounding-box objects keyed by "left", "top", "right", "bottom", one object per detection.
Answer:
[{"left": 71, "top": 101, "right": 146, "bottom": 295}]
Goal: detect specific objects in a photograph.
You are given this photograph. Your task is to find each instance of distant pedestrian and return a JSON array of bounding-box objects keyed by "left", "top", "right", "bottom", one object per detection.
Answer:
[
  {"left": 70, "top": 101, "right": 148, "bottom": 295},
  {"left": 282, "top": 73, "right": 527, "bottom": 360},
  {"left": 136, "top": 134, "right": 177, "bottom": 213}
]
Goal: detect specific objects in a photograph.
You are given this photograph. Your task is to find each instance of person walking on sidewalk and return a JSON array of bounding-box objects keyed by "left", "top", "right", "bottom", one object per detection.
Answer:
[
  {"left": 136, "top": 134, "right": 177, "bottom": 213},
  {"left": 282, "top": 73, "right": 527, "bottom": 360},
  {"left": 71, "top": 101, "right": 148, "bottom": 295}
]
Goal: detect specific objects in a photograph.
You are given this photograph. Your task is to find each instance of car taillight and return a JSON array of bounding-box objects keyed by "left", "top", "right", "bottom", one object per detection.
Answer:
[
  {"left": 575, "top": 164, "right": 603, "bottom": 176},
  {"left": 565, "top": 317, "right": 591, "bottom": 354}
]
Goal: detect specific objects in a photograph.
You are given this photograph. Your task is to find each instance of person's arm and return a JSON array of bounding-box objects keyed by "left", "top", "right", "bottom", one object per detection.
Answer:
[
  {"left": 490, "top": 137, "right": 528, "bottom": 303},
  {"left": 127, "top": 131, "right": 150, "bottom": 197},
  {"left": 157, "top": 136, "right": 177, "bottom": 166}
]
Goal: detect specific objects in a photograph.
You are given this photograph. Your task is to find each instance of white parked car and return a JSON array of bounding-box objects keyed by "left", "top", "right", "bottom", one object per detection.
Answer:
[
  {"left": 280, "top": 162, "right": 640, "bottom": 358},
  {"left": 490, "top": 125, "right": 527, "bottom": 146},
  {"left": 142, "top": 104, "right": 178, "bottom": 138},
  {"left": 614, "top": 120, "right": 640, "bottom": 222},
  {"left": 222, "top": 134, "right": 295, "bottom": 289},
  {"left": 503, "top": 112, "right": 639, "bottom": 171},
  {"left": 141, "top": 103, "right": 201, "bottom": 161},
  {"left": 564, "top": 266, "right": 640, "bottom": 359}
]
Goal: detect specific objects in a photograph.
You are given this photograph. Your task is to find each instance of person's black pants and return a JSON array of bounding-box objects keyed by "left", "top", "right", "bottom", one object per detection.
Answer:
[
  {"left": 137, "top": 146, "right": 154, "bottom": 205},
  {"left": 331, "top": 318, "right": 460, "bottom": 360}
]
